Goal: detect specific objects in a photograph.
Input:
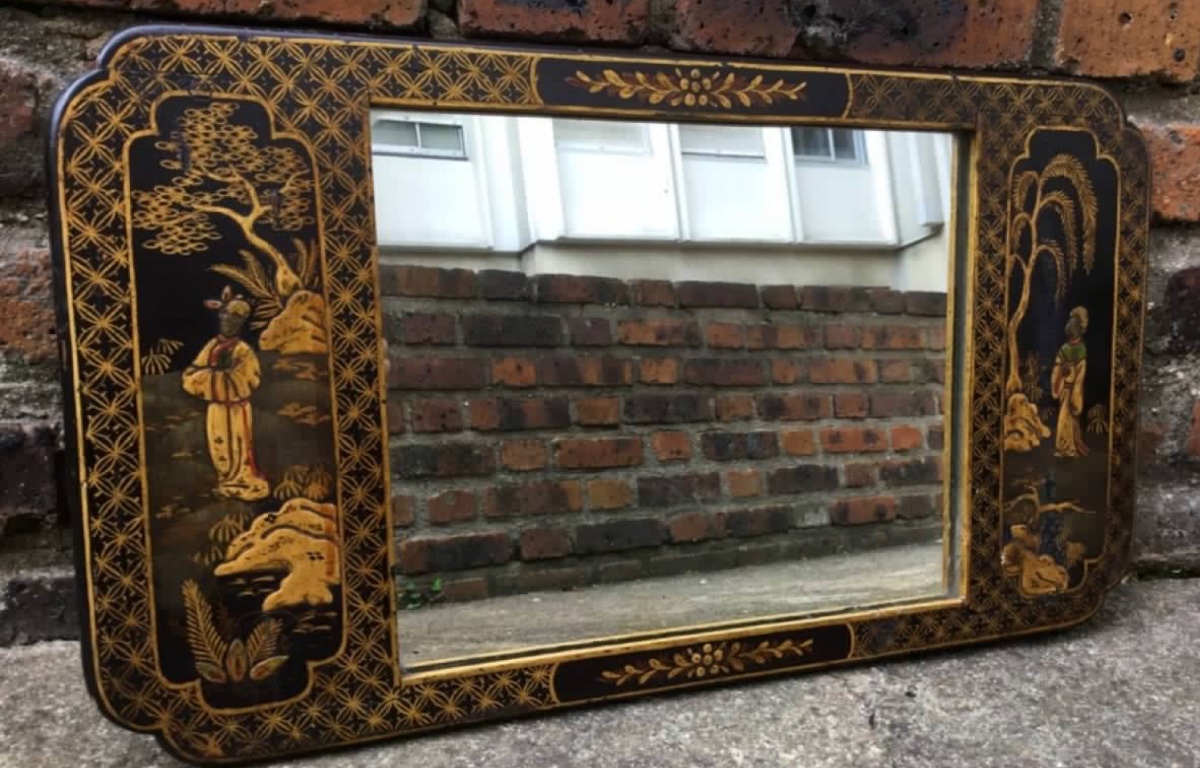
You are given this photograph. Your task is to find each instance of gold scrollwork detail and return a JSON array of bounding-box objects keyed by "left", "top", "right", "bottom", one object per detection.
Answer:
[
  {"left": 600, "top": 638, "right": 814, "bottom": 687},
  {"left": 569, "top": 68, "right": 807, "bottom": 109}
]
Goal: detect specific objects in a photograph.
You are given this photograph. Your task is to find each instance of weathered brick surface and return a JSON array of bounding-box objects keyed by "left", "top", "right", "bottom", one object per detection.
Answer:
[
  {"left": 41, "top": 0, "right": 423, "bottom": 26},
  {"left": 1140, "top": 124, "right": 1200, "bottom": 223},
  {"left": 1055, "top": 0, "right": 1200, "bottom": 82},
  {"left": 0, "top": 249, "right": 56, "bottom": 364},
  {"left": 459, "top": 0, "right": 650, "bottom": 43}
]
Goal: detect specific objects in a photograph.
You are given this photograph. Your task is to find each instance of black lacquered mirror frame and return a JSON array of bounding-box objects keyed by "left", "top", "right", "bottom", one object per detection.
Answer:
[{"left": 47, "top": 24, "right": 1149, "bottom": 765}]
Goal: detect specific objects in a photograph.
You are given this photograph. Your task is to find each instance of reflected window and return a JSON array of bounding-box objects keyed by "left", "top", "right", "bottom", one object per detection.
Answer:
[
  {"left": 554, "top": 119, "right": 651, "bottom": 154},
  {"left": 678, "top": 124, "right": 767, "bottom": 158},
  {"left": 372, "top": 118, "right": 467, "bottom": 159},
  {"left": 791, "top": 127, "right": 866, "bottom": 164}
]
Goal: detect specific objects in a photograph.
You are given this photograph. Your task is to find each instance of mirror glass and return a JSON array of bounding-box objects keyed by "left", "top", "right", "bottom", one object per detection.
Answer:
[{"left": 369, "top": 111, "right": 960, "bottom": 669}]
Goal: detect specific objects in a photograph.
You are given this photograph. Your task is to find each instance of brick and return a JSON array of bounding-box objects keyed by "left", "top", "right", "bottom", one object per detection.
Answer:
[
  {"left": 650, "top": 431, "right": 692, "bottom": 462},
  {"left": 727, "top": 469, "right": 765, "bottom": 498},
  {"left": 668, "top": 511, "right": 725, "bottom": 543},
  {"left": 879, "top": 359, "right": 914, "bottom": 383},
  {"left": 468, "top": 398, "right": 571, "bottom": 431},
  {"left": 639, "top": 357, "right": 680, "bottom": 385},
  {"left": 1141, "top": 125, "right": 1200, "bottom": 222},
  {"left": 427, "top": 490, "right": 477, "bottom": 525},
  {"left": 870, "top": 391, "right": 938, "bottom": 418},
  {"left": 716, "top": 395, "right": 756, "bottom": 422},
  {"left": 724, "top": 506, "right": 791, "bottom": 538},
  {"left": 747, "top": 324, "right": 819, "bottom": 350},
  {"left": 684, "top": 359, "right": 766, "bottom": 387},
  {"left": 400, "top": 531, "right": 510, "bottom": 575},
  {"left": 671, "top": 0, "right": 799, "bottom": 57},
  {"left": 478, "top": 269, "right": 530, "bottom": 301},
  {"left": 515, "top": 567, "right": 588, "bottom": 593},
  {"left": 771, "top": 359, "right": 801, "bottom": 385},
  {"left": 767, "top": 464, "right": 840, "bottom": 495},
  {"left": 617, "top": 319, "right": 701, "bottom": 347},
  {"left": 676, "top": 281, "right": 758, "bottom": 308},
  {"left": 391, "top": 494, "right": 415, "bottom": 527},
  {"left": 705, "top": 322, "right": 745, "bottom": 349},
  {"left": 834, "top": 392, "right": 869, "bottom": 419},
  {"left": 492, "top": 357, "right": 537, "bottom": 388},
  {"left": 463, "top": 314, "right": 562, "bottom": 347},
  {"left": 587, "top": 478, "right": 635, "bottom": 510},
  {"left": 880, "top": 457, "right": 943, "bottom": 486},
  {"left": 701, "top": 431, "right": 779, "bottom": 462},
  {"left": 575, "top": 518, "right": 665, "bottom": 554},
  {"left": 383, "top": 265, "right": 475, "bottom": 299},
  {"left": 625, "top": 394, "right": 713, "bottom": 423},
  {"left": 928, "top": 425, "right": 945, "bottom": 450},
  {"left": 538, "top": 355, "right": 632, "bottom": 387},
  {"left": 1055, "top": 0, "right": 1200, "bottom": 82},
  {"left": 630, "top": 279, "right": 676, "bottom": 307},
  {"left": 929, "top": 325, "right": 946, "bottom": 351},
  {"left": 800, "top": 286, "right": 860, "bottom": 313},
  {"left": 536, "top": 274, "right": 629, "bottom": 305},
  {"left": 389, "top": 357, "right": 486, "bottom": 390},
  {"left": 904, "top": 292, "right": 948, "bottom": 317},
  {"left": 867, "top": 288, "right": 905, "bottom": 314},
  {"left": 757, "top": 392, "right": 831, "bottom": 421},
  {"left": 500, "top": 439, "right": 548, "bottom": 471},
  {"left": 396, "top": 443, "right": 495, "bottom": 478},
  {"left": 638, "top": 473, "right": 721, "bottom": 507},
  {"left": 519, "top": 528, "right": 572, "bottom": 561},
  {"left": 898, "top": 494, "right": 940, "bottom": 521},
  {"left": 892, "top": 425, "right": 924, "bottom": 452},
  {"left": 398, "top": 312, "right": 456, "bottom": 346},
  {"left": 386, "top": 394, "right": 406, "bottom": 434},
  {"left": 780, "top": 429, "right": 817, "bottom": 456},
  {"left": 460, "top": 0, "right": 650, "bottom": 44},
  {"left": 411, "top": 398, "right": 462, "bottom": 433},
  {"left": 576, "top": 397, "right": 621, "bottom": 426},
  {"left": 861, "top": 326, "right": 926, "bottom": 350},
  {"left": 761, "top": 285, "right": 799, "bottom": 309},
  {"left": 598, "top": 560, "right": 643, "bottom": 583},
  {"left": 844, "top": 462, "right": 878, "bottom": 488},
  {"left": 442, "top": 577, "right": 490, "bottom": 602},
  {"left": 824, "top": 324, "right": 859, "bottom": 349},
  {"left": 820, "top": 427, "right": 888, "bottom": 454},
  {"left": 554, "top": 437, "right": 644, "bottom": 469},
  {"left": 0, "top": 60, "right": 37, "bottom": 162},
  {"left": 209, "top": 0, "right": 422, "bottom": 26},
  {"left": 915, "top": 359, "right": 946, "bottom": 385},
  {"left": 568, "top": 317, "right": 613, "bottom": 346},
  {"left": 831, "top": 0, "right": 1039, "bottom": 68},
  {"left": 807, "top": 358, "right": 878, "bottom": 384},
  {"left": 830, "top": 496, "right": 897, "bottom": 526},
  {"left": 485, "top": 480, "right": 583, "bottom": 518}
]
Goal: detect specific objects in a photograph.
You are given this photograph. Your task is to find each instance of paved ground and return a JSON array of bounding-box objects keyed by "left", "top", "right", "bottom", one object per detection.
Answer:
[
  {"left": 2, "top": 577, "right": 1198, "bottom": 768},
  {"left": 402, "top": 541, "right": 945, "bottom": 666}
]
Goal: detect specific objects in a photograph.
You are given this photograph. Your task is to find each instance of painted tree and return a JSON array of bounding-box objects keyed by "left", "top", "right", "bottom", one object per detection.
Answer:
[
  {"left": 1002, "top": 154, "right": 1097, "bottom": 451},
  {"left": 132, "top": 101, "right": 313, "bottom": 300}
]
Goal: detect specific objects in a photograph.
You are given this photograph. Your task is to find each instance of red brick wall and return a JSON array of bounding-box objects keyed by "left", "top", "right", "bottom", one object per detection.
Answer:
[
  {"left": 6, "top": 0, "right": 1200, "bottom": 638},
  {"left": 381, "top": 266, "right": 946, "bottom": 599}
]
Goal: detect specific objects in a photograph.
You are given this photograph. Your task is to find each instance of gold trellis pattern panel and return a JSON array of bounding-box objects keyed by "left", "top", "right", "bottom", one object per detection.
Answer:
[{"left": 48, "top": 26, "right": 1148, "bottom": 764}]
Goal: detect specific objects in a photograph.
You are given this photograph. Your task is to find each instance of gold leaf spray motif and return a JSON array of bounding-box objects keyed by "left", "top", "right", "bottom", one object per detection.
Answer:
[
  {"left": 182, "top": 579, "right": 288, "bottom": 684},
  {"left": 600, "top": 638, "right": 814, "bottom": 686},
  {"left": 570, "top": 68, "right": 807, "bottom": 108}
]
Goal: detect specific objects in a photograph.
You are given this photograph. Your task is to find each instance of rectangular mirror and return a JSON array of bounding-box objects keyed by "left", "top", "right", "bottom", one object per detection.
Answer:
[
  {"left": 47, "top": 26, "right": 1149, "bottom": 765},
  {"left": 369, "top": 111, "right": 961, "bottom": 668}
]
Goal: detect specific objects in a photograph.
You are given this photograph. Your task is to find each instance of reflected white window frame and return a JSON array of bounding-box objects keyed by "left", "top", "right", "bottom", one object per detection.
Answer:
[
  {"left": 790, "top": 126, "right": 869, "bottom": 165},
  {"left": 370, "top": 114, "right": 469, "bottom": 161}
]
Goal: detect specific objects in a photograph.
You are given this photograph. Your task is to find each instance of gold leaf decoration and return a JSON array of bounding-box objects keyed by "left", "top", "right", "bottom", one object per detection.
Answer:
[
  {"left": 600, "top": 638, "right": 814, "bottom": 687},
  {"left": 250, "top": 656, "right": 289, "bottom": 681},
  {"left": 569, "top": 68, "right": 806, "bottom": 109},
  {"left": 226, "top": 639, "right": 248, "bottom": 682},
  {"left": 141, "top": 337, "right": 184, "bottom": 376},
  {"left": 182, "top": 580, "right": 229, "bottom": 684}
]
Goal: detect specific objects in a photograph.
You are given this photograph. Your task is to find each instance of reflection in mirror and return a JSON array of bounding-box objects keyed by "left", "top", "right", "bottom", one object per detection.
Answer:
[{"left": 370, "top": 111, "right": 958, "bottom": 669}]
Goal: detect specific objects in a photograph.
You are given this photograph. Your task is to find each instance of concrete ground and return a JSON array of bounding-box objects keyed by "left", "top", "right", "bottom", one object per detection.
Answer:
[
  {"left": 2, "top": 576, "right": 1198, "bottom": 767},
  {"left": 402, "top": 541, "right": 945, "bottom": 666}
]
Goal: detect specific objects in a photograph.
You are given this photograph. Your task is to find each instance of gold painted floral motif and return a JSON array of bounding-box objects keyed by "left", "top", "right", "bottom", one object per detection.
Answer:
[
  {"left": 600, "top": 638, "right": 814, "bottom": 686},
  {"left": 569, "top": 68, "right": 806, "bottom": 109},
  {"left": 183, "top": 580, "right": 288, "bottom": 684}
]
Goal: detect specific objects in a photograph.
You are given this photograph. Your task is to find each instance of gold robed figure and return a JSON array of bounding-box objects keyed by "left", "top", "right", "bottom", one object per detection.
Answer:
[
  {"left": 182, "top": 287, "right": 270, "bottom": 501},
  {"left": 1050, "top": 307, "right": 1089, "bottom": 459}
]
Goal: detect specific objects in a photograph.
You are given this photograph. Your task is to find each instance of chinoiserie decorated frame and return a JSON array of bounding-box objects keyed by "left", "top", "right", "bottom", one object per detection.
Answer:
[{"left": 47, "top": 24, "right": 1149, "bottom": 765}]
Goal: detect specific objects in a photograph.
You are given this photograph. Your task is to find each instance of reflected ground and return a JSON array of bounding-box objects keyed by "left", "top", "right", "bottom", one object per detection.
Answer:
[{"left": 399, "top": 540, "right": 945, "bottom": 668}]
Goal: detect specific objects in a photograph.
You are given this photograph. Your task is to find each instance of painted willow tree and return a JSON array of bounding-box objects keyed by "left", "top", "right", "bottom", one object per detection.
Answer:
[
  {"left": 132, "top": 101, "right": 312, "bottom": 301},
  {"left": 1002, "top": 154, "right": 1097, "bottom": 453}
]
